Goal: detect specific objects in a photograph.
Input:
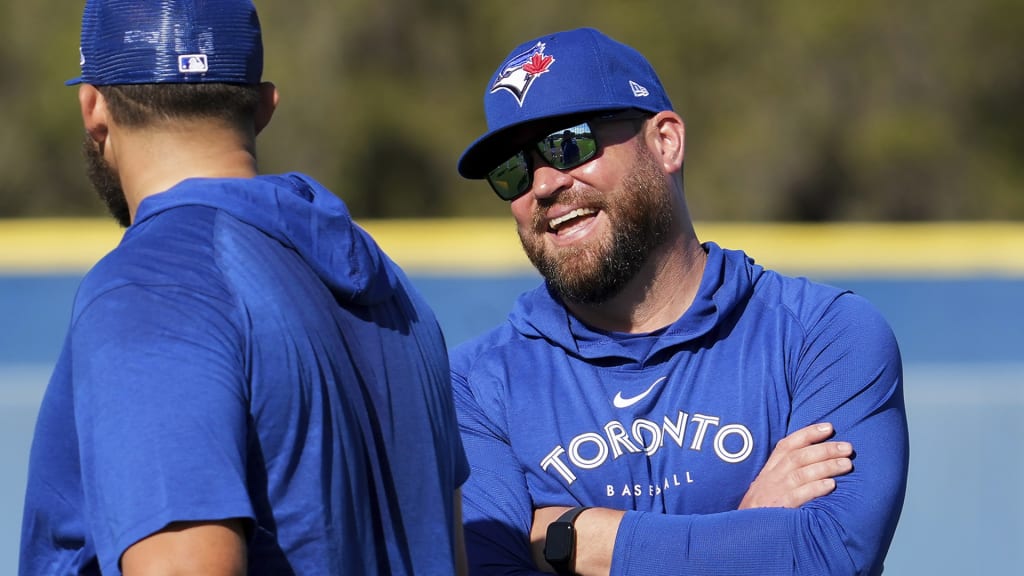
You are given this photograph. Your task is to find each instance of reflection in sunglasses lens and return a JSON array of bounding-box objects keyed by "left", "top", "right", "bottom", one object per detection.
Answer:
[{"left": 488, "top": 115, "right": 634, "bottom": 200}]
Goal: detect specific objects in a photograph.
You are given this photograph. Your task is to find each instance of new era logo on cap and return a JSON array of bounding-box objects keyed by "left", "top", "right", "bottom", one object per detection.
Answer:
[{"left": 629, "top": 80, "right": 650, "bottom": 97}]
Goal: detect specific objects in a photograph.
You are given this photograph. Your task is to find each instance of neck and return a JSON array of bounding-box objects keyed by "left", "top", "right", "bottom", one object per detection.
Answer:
[
  {"left": 113, "top": 121, "right": 258, "bottom": 220},
  {"left": 565, "top": 231, "right": 707, "bottom": 334}
]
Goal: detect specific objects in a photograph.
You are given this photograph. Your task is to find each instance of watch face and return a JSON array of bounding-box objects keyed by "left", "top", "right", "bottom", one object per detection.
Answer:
[{"left": 545, "top": 522, "right": 575, "bottom": 563}]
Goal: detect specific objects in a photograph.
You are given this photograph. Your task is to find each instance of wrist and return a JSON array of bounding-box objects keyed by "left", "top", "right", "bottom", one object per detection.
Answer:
[
  {"left": 571, "top": 507, "right": 625, "bottom": 576},
  {"left": 543, "top": 506, "right": 591, "bottom": 575}
]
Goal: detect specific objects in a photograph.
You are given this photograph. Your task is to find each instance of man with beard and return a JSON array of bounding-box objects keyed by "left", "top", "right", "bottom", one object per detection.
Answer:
[
  {"left": 20, "top": 1, "right": 469, "bottom": 575},
  {"left": 452, "top": 28, "right": 908, "bottom": 575}
]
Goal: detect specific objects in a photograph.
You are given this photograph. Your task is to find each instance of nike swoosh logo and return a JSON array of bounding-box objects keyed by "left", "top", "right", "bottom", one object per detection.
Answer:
[{"left": 612, "top": 377, "right": 668, "bottom": 408}]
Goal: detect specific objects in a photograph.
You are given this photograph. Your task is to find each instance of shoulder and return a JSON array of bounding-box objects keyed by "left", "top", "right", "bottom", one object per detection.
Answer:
[
  {"left": 73, "top": 208, "right": 236, "bottom": 325},
  {"left": 449, "top": 321, "right": 523, "bottom": 383},
  {"left": 751, "top": 271, "right": 877, "bottom": 326},
  {"left": 752, "top": 271, "right": 899, "bottom": 360}
]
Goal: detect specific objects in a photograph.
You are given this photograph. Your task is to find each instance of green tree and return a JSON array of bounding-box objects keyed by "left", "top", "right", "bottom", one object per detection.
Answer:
[{"left": 2, "top": 0, "right": 1021, "bottom": 220}]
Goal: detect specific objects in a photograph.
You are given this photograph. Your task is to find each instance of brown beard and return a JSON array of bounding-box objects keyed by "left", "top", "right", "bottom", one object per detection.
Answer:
[
  {"left": 82, "top": 133, "right": 131, "bottom": 228},
  {"left": 519, "top": 141, "right": 675, "bottom": 305}
]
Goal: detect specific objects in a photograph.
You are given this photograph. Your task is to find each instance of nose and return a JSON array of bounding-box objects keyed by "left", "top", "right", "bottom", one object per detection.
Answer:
[{"left": 527, "top": 150, "right": 573, "bottom": 200}]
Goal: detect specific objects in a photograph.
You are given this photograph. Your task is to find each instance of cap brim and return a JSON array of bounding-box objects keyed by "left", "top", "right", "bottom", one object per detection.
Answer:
[
  {"left": 457, "top": 122, "right": 535, "bottom": 180},
  {"left": 65, "top": 77, "right": 84, "bottom": 86}
]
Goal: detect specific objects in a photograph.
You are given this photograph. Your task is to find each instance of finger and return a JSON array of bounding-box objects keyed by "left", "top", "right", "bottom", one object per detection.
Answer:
[
  {"left": 790, "top": 459, "right": 851, "bottom": 491},
  {"left": 765, "top": 424, "right": 843, "bottom": 473},
  {"left": 787, "top": 423, "right": 836, "bottom": 448},
  {"left": 784, "top": 478, "right": 839, "bottom": 508},
  {"left": 767, "top": 454, "right": 851, "bottom": 497},
  {"left": 774, "top": 448, "right": 856, "bottom": 487},
  {"left": 763, "top": 423, "right": 837, "bottom": 471},
  {"left": 792, "top": 457, "right": 854, "bottom": 487},
  {"left": 787, "top": 441, "right": 854, "bottom": 470}
]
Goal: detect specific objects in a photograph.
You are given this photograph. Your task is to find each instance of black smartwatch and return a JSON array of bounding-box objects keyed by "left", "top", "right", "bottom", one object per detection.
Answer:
[{"left": 543, "top": 506, "right": 591, "bottom": 576}]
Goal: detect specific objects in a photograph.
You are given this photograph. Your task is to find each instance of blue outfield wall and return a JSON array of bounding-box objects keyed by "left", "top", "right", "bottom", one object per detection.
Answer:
[
  {"left": 2, "top": 273, "right": 1024, "bottom": 365},
  {"left": 1, "top": 220, "right": 1022, "bottom": 574}
]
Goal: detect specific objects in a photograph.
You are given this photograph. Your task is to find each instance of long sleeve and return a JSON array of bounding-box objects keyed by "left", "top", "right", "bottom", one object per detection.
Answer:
[
  {"left": 454, "top": 369, "right": 548, "bottom": 575},
  {"left": 609, "top": 294, "right": 909, "bottom": 575},
  {"left": 450, "top": 251, "right": 909, "bottom": 576}
]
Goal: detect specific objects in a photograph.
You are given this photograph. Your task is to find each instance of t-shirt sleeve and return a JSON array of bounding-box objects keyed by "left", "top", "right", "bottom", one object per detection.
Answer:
[{"left": 70, "top": 282, "right": 255, "bottom": 572}]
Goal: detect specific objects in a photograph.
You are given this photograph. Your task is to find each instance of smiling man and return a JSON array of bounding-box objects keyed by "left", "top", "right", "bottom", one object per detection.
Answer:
[{"left": 451, "top": 28, "right": 909, "bottom": 576}]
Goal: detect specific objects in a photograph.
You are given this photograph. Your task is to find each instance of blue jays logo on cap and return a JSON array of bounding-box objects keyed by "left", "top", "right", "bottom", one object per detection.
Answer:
[
  {"left": 457, "top": 28, "right": 674, "bottom": 179},
  {"left": 490, "top": 42, "right": 555, "bottom": 107}
]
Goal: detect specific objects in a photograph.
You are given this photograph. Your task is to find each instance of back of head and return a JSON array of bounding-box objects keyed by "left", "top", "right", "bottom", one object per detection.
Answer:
[
  {"left": 69, "top": 0, "right": 265, "bottom": 127},
  {"left": 457, "top": 27, "right": 674, "bottom": 179}
]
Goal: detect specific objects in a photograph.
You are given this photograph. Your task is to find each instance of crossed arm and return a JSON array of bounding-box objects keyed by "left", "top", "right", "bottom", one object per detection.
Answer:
[
  {"left": 455, "top": 299, "right": 908, "bottom": 575},
  {"left": 528, "top": 423, "right": 854, "bottom": 574}
]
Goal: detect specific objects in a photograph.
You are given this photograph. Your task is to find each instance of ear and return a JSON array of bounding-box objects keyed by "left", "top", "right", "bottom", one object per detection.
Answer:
[
  {"left": 254, "top": 81, "right": 279, "bottom": 135},
  {"left": 647, "top": 111, "right": 685, "bottom": 175},
  {"left": 79, "top": 84, "right": 109, "bottom": 144}
]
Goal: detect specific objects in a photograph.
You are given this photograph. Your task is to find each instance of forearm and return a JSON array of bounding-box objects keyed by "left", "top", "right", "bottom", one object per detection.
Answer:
[
  {"left": 546, "top": 505, "right": 859, "bottom": 576},
  {"left": 609, "top": 507, "right": 840, "bottom": 576},
  {"left": 567, "top": 438, "right": 902, "bottom": 575},
  {"left": 120, "top": 520, "right": 247, "bottom": 576},
  {"left": 571, "top": 427, "right": 904, "bottom": 575}
]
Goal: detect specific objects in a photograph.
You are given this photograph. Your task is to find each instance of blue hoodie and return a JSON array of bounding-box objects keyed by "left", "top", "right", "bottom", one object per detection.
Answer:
[
  {"left": 451, "top": 243, "right": 908, "bottom": 575},
  {"left": 20, "top": 173, "right": 469, "bottom": 575}
]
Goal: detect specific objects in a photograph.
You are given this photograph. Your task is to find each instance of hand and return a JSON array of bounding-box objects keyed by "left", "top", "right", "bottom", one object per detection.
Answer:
[{"left": 739, "top": 422, "right": 854, "bottom": 509}]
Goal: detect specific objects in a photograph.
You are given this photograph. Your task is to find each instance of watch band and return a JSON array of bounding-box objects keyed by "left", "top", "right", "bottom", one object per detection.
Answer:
[
  {"left": 556, "top": 505, "right": 591, "bottom": 525},
  {"left": 544, "top": 506, "right": 591, "bottom": 576}
]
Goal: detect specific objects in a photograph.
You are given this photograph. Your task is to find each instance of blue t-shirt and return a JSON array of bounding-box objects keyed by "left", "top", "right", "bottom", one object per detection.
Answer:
[
  {"left": 451, "top": 243, "right": 908, "bottom": 575},
  {"left": 21, "top": 173, "right": 469, "bottom": 575}
]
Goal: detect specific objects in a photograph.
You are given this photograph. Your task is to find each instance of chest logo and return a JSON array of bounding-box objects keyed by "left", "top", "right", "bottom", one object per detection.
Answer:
[{"left": 612, "top": 376, "right": 667, "bottom": 408}]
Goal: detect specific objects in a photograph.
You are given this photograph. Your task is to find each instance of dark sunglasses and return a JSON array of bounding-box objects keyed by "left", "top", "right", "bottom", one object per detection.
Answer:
[{"left": 486, "top": 111, "right": 651, "bottom": 201}]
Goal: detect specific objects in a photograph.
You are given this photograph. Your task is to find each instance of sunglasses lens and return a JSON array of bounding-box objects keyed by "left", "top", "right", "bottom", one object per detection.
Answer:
[
  {"left": 485, "top": 120, "right": 605, "bottom": 201},
  {"left": 487, "top": 151, "right": 532, "bottom": 200},
  {"left": 537, "top": 121, "right": 597, "bottom": 170}
]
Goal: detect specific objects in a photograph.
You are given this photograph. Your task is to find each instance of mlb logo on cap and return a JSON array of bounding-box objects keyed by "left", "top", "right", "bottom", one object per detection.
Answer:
[
  {"left": 67, "top": 0, "right": 263, "bottom": 86},
  {"left": 179, "top": 54, "right": 209, "bottom": 74}
]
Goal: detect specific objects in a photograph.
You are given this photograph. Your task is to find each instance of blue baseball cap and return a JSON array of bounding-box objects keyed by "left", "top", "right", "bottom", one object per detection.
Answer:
[
  {"left": 457, "top": 28, "right": 674, "bottom": 179},
  {"left": 66, "top": 0, "right": 263, "bottom": 86}
]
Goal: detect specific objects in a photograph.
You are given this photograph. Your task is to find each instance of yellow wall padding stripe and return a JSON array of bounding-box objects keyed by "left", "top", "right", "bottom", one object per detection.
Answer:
[{"left": 1, "top": 219, "right": 1022, "bottom": 277}]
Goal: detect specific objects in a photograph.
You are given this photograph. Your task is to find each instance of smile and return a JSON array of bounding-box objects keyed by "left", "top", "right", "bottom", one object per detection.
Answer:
[{"left": 548, "top": 207, "right": 597, "bottom": 232}]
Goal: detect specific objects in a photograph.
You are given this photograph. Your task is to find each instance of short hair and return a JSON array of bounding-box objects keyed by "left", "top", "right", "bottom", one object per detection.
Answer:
[{"left": 97, "top": 83, "right": 261, "bottom": 130}]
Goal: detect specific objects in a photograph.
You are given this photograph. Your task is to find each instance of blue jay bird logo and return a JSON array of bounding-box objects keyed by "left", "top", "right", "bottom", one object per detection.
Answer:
[{"left": 490, "top": 41, "right": 555, "bottom": 107}]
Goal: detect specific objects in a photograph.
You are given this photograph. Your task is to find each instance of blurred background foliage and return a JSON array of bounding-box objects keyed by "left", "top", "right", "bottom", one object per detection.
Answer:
[{"left": 1, "top": 0, "right": 1021, "bottom": 221}]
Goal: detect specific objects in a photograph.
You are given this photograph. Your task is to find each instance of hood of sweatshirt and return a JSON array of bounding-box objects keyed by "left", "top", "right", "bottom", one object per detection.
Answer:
[
  {"left": 505, "top": 243, "right": 763, "bottom": 362},
  {"left": 130, "top": 172, "right": 396, "bottom": 306}
]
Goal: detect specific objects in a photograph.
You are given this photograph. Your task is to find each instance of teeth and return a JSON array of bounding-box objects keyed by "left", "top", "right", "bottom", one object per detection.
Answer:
[{"left": 549, "top": 208, "right": 596, "bottom": 230}]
